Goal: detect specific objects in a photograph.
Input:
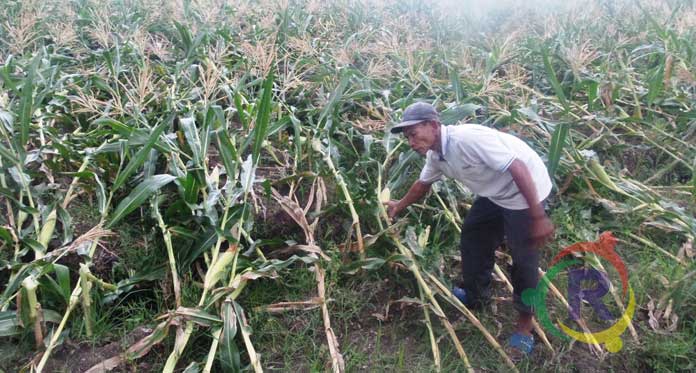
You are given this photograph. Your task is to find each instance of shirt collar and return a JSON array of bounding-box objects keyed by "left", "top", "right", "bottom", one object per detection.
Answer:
[{"left": 438, "top": 125, "right": 448, "bottom": 161}]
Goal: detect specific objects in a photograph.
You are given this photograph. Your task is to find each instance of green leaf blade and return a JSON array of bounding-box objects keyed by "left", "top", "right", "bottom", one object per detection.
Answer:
[
  {"left": 112, "top": 117, "right": 171, "bottom": 193},
  {"left": 108, "top": 174, "right": 176, "bottom": 227},
  {"left": 219, "top": 300, "right": 241, "bottom": 373}
]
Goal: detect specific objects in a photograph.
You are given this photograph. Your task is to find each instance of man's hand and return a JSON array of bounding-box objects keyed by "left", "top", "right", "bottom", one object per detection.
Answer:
[
  {"left": 382, "top": 181, "right": 431, "bottom": 222},
  {"left": 384, "top": 200, "right": 402, "bottom": 220},
  {"left": 530, "top": 213, "right": 554, "bottom": 248}
]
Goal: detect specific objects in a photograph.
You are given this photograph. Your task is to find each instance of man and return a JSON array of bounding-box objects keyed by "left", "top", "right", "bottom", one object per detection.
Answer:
[{"left": 385, "top": 101, "right": 554, "bottom": 356}]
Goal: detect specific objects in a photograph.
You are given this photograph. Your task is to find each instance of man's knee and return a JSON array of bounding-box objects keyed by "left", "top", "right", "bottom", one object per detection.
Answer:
[
  {"left": 459, "top": 233, "right": 479, "bottom": 254},
  {"left": 511, "top": 260, "right": 539, "bottom": 288}
]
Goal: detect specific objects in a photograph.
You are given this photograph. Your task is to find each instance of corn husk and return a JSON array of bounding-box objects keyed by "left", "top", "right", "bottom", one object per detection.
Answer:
[{"left": 36, "top": 209, "right": 57, "bottom": 259}]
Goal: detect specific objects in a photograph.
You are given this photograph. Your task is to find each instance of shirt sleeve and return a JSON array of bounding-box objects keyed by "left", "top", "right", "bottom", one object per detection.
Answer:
[
  {"left": 463, "top": 131, "right": 516, "bottom": 172},
  {"left": 419, "top": 153, "right": 443, "bottom": 184}
]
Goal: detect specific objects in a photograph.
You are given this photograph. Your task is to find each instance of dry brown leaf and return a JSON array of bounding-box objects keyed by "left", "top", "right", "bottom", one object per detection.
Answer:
[
  {"left": 663, "top": 299, "right": 673, "bottom": 320},
  {"left": 295, "top": 244, "right": 330, "bottom": 261},
  {"left": 646, "top": 297, "right": 681, "bottom": 334},
  {"left": 271, "top": 188, "right": 315, "bottom": 243},
  {"left": 315, "top": 177, "right": 327, "bottom": 215},
  {"left": 648, "top": 310, "right": 660, "bottom": 331},
  {"left": 270, "top": 243, "right": 330, "bottom": 261},
  {"left": 494, "top": 250, "right": 513, "bottom": 266},
  {"left": 371, "top": 297, "right": 424, "bottom": 322},
  {"left": 304, "top": 178, "right": 317, "bottom": 216},
  {"left": 682, "top": 239, "right": 694, "bottom": 259},
  {"left": 371, "top": 312, "right": 388, "bottom": 322},
  {"left": 493, "top": 319, "right": 503, "bottom": 338},
  {"left": 259, "top": 297, "right": 323, "bottom": 313},
  {"left": 316, "top": 264, "right": 345, "bottom": 372},
  {"left": 85, "top": 321, "right": 169, "bottom": 373},
  {"left": 666, "top": 314, "right": 679, "bottom": 332},
  {"left": 657, "top": 274, "right": 670, "bottom": 288},
  {"left": 338, "top": 241, "right": 363, "bottom": 253},
  {"left": 84, "top": 357, "right": 121, "bottom": 373}
]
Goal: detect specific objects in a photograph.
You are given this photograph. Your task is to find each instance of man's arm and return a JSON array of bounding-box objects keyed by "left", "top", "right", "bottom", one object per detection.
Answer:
[
  {"left": 507, "top": 159, "right": 544, "bottom": 218},
  {"left": 507, "top": 159, "right": 554, "bottom": 247},
  {"left": 385, "top": 180, "right": 431, "bottom": 219}
]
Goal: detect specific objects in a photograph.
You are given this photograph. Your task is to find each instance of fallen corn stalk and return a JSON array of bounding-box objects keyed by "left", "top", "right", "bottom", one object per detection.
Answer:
[
  {"left": 271, "top": 184, "right": 345, "bottom": 372},
  {"left": 313, "top": 138, "right": 364, "bottom": 256},
  {"left": 377, "top": 184, "right": 515, "bottom": 371},
  {"left": 255, "top": 297, "right": 323, "bottom": 313},
  {"left": 388, "top": 234, "right": 476, "bottom": 372},
  {"left": 316, "top": 263, "right": 346, "bottom": 373}
]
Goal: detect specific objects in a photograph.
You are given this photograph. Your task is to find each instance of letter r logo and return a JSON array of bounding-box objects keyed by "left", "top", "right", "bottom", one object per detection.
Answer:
[{"left": 567, "top": 268, "right": 614, "bottom": 321}]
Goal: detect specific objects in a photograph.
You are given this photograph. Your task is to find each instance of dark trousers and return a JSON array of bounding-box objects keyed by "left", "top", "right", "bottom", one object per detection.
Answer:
[{"left": 459, "top": 197, "right": 542, "bottom": 315}]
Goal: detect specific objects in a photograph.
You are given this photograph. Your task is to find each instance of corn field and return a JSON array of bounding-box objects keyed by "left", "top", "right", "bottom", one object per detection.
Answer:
[{"left": 0, "top": 0, "right": 694, "bottom": 371}]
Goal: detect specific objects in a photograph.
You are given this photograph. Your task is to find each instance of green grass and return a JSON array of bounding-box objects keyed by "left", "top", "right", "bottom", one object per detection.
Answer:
[{"left": 242, "top": 265, "right": 472, "bottom": 372}]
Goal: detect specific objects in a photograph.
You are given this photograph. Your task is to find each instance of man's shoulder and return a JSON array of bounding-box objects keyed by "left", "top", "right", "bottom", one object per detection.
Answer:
[
  {"left": 424, "top": 149, "right": 438, "bottom": 162},
  {"left": 446, "top": 123, "right": 497, "bottom": 146},
  {"left": 447, "top": 123, "right": 496, "bottom": 136}
]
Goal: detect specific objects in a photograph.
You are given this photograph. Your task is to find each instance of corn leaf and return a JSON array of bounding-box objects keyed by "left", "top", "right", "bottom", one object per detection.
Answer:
[
  {"left": 42, "top": 263, "right": 71, "bottom": 304},
  {"left": 215, "top": 128, "right": 239, "bottom": 179},
  {"left": 232, "top": 301, "right": 262, "bottom": 372},
  {"left": 108, "top": 174, "right": 176, "bottom": 227},
  {"left": 112, "top": 117, "right": 172, "bottom": 192},
  {"left": 175, "top": 307, "right": 223, "bottom": 327},
  {"left": 181, "top": 116, "right": 203, "bottom": 167},
  {"left": 19, "top": 55, "right": 40, "bottom": 149},
  {"left": 0, "top": 142, "right": 19, "bottom": 165},
  {"left": 318, "top": 73, "right": 350, "bottom": 131},
  {"left": 547, "top": 122, "right": 569, "bottom": 180},
  {"left": 219, "top": 300, "right": 241, "bottom": 373},
  {"left": 540, "top": 45, "right": 569, "bottom": 113},
  {"left": 94, "top": 117, "right": 132, "bottom": 136},
  {"left": 252, "top": 70, "right": 275, "bottom": 165}
]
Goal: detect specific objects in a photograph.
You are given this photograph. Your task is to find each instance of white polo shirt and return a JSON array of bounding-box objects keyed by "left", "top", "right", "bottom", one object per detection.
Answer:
[{"left": 419, "top": 124, "right": 552, "bottom": 210}]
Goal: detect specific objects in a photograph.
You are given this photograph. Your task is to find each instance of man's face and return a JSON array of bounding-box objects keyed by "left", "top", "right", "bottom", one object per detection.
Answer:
[{"left": 402, "top": 121, "right": 437, "bottom": 155}]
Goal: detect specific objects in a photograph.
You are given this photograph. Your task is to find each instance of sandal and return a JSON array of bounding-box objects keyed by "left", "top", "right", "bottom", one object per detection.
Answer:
[
  {"left": 507, "top": 332, "right": 535, "bottom": 360},
  {"left": 452, "top": 286, "right": 473, "bottom": 307}
]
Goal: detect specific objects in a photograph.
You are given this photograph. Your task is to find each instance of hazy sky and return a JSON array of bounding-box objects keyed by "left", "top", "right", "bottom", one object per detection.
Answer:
[{"left": 434, "top": 0, "right": 588, "bottom": 17}]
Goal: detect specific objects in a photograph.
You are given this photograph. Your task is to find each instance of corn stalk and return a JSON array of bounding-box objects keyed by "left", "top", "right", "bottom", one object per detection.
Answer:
[
  {"left": 377, "top": 183, "right": 516, "bottom": 371},
  {"left": 312, "top": 138, "right": 365, "bottom": 257}
]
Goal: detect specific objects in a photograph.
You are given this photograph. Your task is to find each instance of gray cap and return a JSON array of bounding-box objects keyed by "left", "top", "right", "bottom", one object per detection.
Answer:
[{"left": 389, "top": 102, "right": 439, "bottom": 134}]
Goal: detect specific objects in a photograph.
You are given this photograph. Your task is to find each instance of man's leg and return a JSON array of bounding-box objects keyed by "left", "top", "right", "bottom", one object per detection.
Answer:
[
  {"left": 502, "top": 204, "right": 542, "bottom": 335},
  {"left": 459, "top": 197, "right": 505, "bottom": 307}
]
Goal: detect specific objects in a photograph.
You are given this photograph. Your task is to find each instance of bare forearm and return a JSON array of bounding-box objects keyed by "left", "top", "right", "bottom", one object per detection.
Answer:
[
  {"left": 508, "top": 159, "right": 545, "bottom": 217},
  {"left": 397, "top": 180, "right": 431, "bottom": 211},
  {"left": 508, "top": 159, "right": 555, "bottom": 248}
]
